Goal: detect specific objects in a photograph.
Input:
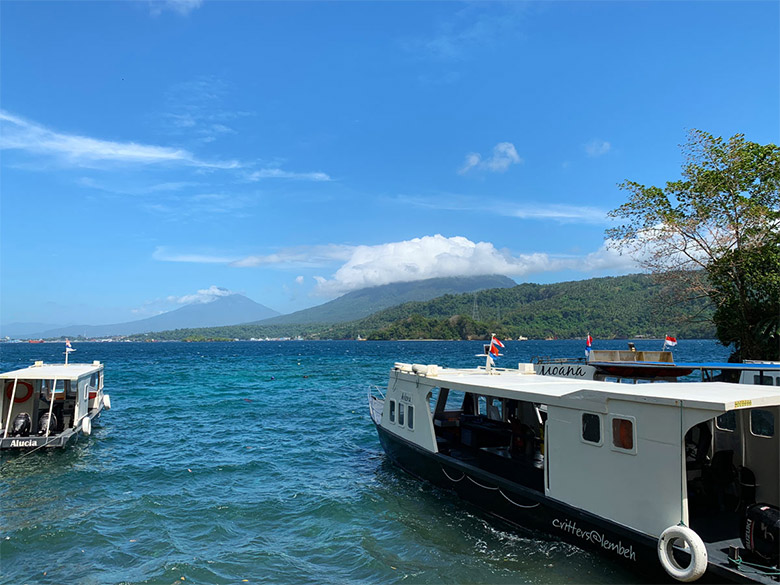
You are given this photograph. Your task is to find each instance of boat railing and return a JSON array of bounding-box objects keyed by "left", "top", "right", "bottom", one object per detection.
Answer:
[{"left": 531, "top": 355, "right": 586, "bottom": 365}]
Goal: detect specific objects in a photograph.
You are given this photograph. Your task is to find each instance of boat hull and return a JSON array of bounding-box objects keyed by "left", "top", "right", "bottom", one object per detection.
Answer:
[{"left": 374, "top": 422, "right": 764, "bottom": 584}]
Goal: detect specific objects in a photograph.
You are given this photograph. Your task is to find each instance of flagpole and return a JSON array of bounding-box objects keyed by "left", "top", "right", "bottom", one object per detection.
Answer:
[{"left": 65, "top": 340, "right": 69, "bottom": 365}]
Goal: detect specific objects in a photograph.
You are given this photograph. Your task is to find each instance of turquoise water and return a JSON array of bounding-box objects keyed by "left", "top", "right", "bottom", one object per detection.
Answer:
[{"left": 0, "top": 340, "right": 729, "bottom": 584}]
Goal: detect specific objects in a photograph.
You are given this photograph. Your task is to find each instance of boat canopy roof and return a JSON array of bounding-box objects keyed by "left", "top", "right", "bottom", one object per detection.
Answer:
[
  {"left": 0, "top": 362, "right": 102, "bottom": 382},
  {"left": 398, "top": 364, "right": 780, "bottom": 413}
]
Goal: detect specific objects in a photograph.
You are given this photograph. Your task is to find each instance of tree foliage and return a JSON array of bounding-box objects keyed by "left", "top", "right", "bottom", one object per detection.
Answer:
[{"left": 608, "top": 130, "right": 780, "bottom": 359}]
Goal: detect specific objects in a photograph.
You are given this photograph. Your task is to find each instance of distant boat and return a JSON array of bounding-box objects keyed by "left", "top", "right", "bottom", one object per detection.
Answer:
[
  {"left": 1, "top": 359, "right": 111, "bottom": 450},
  {"left": 28, "top": 339, "right": 44, "bottom": 344},
  {"left": 517, "top": 335, "right": 528, "bottom": 341}
]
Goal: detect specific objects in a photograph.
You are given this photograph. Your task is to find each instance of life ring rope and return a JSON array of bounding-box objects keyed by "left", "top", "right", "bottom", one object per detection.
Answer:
[{"left": 4, "top": 380, "right": 34, "bottom": 404}]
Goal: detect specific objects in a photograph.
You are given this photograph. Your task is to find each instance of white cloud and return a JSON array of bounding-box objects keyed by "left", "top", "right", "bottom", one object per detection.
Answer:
[
  {"left": 585, "top": 139, "right": 611, "bottom": 157},
  {"left": 160, "top": 76, "right": 252, "bottom": 143},
  {"left": 167, "top": 285, "right": 233, "bottom": 305},
  {"left": 506, "top": 204, "right": 607, "bottom": 224},
  {"left": 231, "top": 244, "right": 354, "bottom": 268},
  {"left": 396, "top": 194, "right": 608, "bottom": 225},
  {"left": 295, "top": 276, "right": 305, "bottom": 285},
  {"left": 312, "top": 235, "right": 540, "bottom": 296},
  {"left": 152, "top": 247, "right": 237, "bottom": 263},
  {"left": 149, "top": 0, "right": 203, "bottom": 17},
  {"left": 131, "top": 284, "right": 234, "bottom": 317},
  {"left": 248, "top": 168, "right": 332, "bottom": 182},
  {"left": 312, "top": 235, "right": 643, "bottom": 297},
  {"left": 0, "top": 110, "right": 239, "bottom": 169},
  {"left": 404, "top": 3, "right": 531, "bottom": 61},
  {"left": 459, "top": 142, "right": 522, "bottom": 174}
]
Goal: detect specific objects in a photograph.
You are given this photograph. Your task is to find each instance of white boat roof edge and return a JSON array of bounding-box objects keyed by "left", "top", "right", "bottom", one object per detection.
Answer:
[
  {"left": 1, "top": 361, "right": 103, "bottom": 381},
  {"left": 394, "top": 364, "right": 780, "bottom": 412}
]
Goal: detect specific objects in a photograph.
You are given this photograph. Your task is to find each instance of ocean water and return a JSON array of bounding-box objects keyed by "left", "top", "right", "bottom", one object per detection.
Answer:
[{"left": 0, "top": 339, "right": 730, "bottom": 585}]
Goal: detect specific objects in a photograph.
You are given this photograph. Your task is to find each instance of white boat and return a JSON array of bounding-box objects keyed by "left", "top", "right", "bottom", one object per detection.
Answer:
[
  {"left": 534, "top": 348, "right": 780, "bottom": 386},
  {"left": 369, "top": 357, "right": 780, "bottom": 583},
  {"left": 1, "top": 360, "right": 110, "bottom": 450}
]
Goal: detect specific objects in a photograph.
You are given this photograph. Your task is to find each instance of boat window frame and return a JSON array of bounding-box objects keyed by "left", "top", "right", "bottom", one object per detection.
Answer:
[
  {"left": 580, "top": 412, "right": 603, "bottom": 446},
  {"left": 389, "top": 400, "right": 396, "bottom": 424},
  {"left": 408, "top": 405, "right": 414, "bottom": 430},
  {"left": 749, "top": 409, "right": 775, "bottom": 438},
  {"left": 753, "top": 374, "right": 775, "bottom": 386},
  {"left": 715, "top": 411, "right": 736, "bottom": 432},
  {"left": 398, "top": 402, "right": 405, "bottom": 427},
  {"left": 609, "top": 414, "right": 637, "bottom": 455}
]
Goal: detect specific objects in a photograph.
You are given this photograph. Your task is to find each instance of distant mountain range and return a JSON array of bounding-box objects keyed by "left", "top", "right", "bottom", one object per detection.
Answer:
[
  {"left": 3, "top": 294, "right": 280, "bottom": 338},
  {"left": 258, "top": 275, "right": 517, "bottom": 325},
  {"left": 2, "top": 275, "right": 515, "bottom": 339}
]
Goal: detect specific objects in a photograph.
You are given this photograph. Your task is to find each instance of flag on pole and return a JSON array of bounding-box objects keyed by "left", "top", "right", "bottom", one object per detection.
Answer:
[
  {"left": 664, "top": 335, "right": 678, "bottom": 347},
  {"left": 65, "top": 339, "right": 76, "bottom": 353},
  {"left": 489, "top": 335, "right": 504, "bottom": 356},
  {"left": 585, "top": 333, "right": 593, "bottom": 357}
]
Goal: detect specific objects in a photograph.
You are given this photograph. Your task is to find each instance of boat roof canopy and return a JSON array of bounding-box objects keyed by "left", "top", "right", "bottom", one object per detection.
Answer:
[{"left": 0, "top": 362, "right": 103, "bottom": 382}]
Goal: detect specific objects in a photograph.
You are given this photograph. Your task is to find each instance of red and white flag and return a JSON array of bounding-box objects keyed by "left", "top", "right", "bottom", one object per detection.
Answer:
[
  {"left": 490, "top": 336, "right": 504, "bottom": 356},
  {"left": 664, "top": 335, "right": 677, "bottom": 347},
  {"left": 65, "top": 338, "right": 76, "bottom": 353}
]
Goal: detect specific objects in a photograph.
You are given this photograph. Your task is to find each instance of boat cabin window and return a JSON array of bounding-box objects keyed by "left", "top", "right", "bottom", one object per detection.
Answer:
[
  {"left": 477, "top": 395, "right": 486, "bottom": 416},
  {"left": 399, "top": 403, "right": 405, "bottom": 426},
  {"left": 408, "top": 405, "right": 414, "bottom": 429},
  {"left": 750, "top": 409, "right": 775, "bottom": 438},
  {"left": 581, "top": 413, "right": 602, "bottom": 445},
  {"left": 753, "top": 374, "right": 776, "bottom": 386},
  {"left": 716, "top": 411, "right": 737, "bottom": 432},
  {"left": 389, "top": 400, "right": 396, "bottom": 423},
  {"left": 42, "top": 380, "right": 73, "bottom": 398},
  {"left": 89, "top": 373, "right": 99, "bottom": 387},
  {"left": 610, "top": 416, "right": 636, "bottom": 453},
  {"left": 486, "top": 397, "right": 502, "bottom": 421}
]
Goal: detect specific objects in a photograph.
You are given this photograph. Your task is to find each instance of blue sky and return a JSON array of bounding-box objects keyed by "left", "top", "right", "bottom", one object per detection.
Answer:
[{"left": 1, "top": 0, "right": 778, "bottom": 326}]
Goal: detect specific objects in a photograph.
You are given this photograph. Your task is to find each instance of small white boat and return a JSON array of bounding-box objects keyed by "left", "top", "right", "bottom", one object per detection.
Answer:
[
  {"left": 369, "top": 353, "right": 780, "bottom": 583},
  {"left": 1, "top": 359, "right": 110, "bottom": 450}
]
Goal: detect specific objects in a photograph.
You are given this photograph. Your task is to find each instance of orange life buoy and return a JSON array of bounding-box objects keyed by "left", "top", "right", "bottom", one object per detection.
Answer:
[{"left": 4, "top": 380, "right": 34, "bottom": 403}]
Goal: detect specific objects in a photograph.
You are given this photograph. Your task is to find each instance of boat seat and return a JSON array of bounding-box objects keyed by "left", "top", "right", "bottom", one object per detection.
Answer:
[{"left": 702, "top": 450, "right": 739, "bottom": 511}]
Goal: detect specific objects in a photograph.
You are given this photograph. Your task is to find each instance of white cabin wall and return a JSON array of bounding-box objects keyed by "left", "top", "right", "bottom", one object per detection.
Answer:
[
  {"left": 546, "top": 399, "right": 703, "bottom": 537},
  {"left": 381, "top": 373, "right": 438, "bottom": 453}
]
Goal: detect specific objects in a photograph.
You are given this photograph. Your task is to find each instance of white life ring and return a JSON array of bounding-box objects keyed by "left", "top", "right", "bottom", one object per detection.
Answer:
[
  {"left": 81, "top": 417, "right": 92, "bottom": 436},
  {"left": 658, "top": 525, "right": 708, "bottom": 582}
]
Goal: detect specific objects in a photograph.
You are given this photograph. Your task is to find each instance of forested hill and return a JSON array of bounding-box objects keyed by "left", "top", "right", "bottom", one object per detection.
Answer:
[
  {"left": 327, "top": 273, "right": 715, "bottom": 340},
  {"left": 130, "top": 273, "right": 715, "bottom": 341}
]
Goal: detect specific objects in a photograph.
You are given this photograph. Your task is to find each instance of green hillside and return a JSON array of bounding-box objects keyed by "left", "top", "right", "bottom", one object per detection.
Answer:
[
  {"left": 130, "top": 273, "right": 715, "bottom": 341},
  {"left": 321, "top": 273, "right": 715, "bottom": 340}
]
